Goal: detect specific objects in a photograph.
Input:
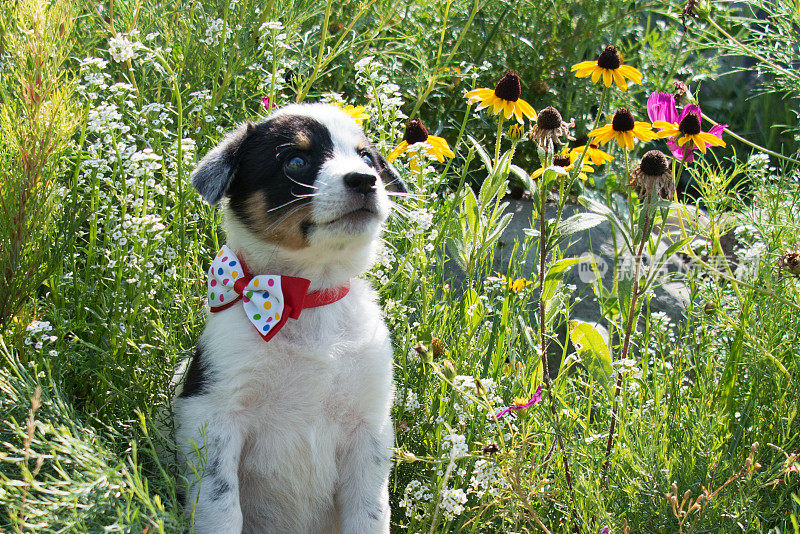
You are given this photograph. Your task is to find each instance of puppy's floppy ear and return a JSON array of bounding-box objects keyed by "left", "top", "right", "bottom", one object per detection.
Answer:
[
  {"left": 191, "top": 122, "right": 255, "bottom": 205},
  {"left": 375, "top": 153, "right": 408, "bottom": 193}
]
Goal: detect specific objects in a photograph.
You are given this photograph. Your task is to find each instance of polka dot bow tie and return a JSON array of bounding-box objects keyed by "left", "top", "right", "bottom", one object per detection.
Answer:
[{"left": 207, "top": 245, "right": 350, "bottom": 341}]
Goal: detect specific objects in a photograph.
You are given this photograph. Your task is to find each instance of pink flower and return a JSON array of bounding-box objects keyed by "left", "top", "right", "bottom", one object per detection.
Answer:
[
  {"left": 647, "top": 92, "right": 726, "bottom": 163},
  {"left": 494, "top": 385, "right": 543, "bottom": 419},
  {"left": 262, "top": 96, "right": 277, "bottom": 110},
  {"left": 647, "top": 91, "right": 679, "bottom": 124}
]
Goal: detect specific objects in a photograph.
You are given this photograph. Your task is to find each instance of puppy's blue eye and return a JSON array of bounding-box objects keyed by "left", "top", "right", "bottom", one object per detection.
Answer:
[
  {"left": 360, "top": 153, "right": 374, "bottom": 167},
  {"left": 285, "top": 155, "right": 307, "bottom": 171}
]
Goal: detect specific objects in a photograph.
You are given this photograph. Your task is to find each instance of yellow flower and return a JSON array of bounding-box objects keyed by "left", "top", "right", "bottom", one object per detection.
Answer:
[
  {"left": 497, "top": 273, "right": 533, "bottom": 292},
  {"left": 503, "top": 356, "right": 523, "bottom": 376},
  {"left": 569, "top": 143, "right": 614, "bottom": 166},
  {"left": 339, "top": 104, "right": 369, "bottom": 126},
  {"left": 531, "top": 149, "right": 594, "bottom": 182},
  {"left": 571, "top": 45, "right": 643, "bottom": 91},
  {"left": 465, "top": 70, "right": 537, "bottom": 124},
  {"left": 589, "top": 108, "right": 656, "bottom": 150},
  {"left": 387, "top": 119, "right": 454, "bottom": 173},
  {"left": 652, "top": 105, "right": 726, "bottom": 156}
]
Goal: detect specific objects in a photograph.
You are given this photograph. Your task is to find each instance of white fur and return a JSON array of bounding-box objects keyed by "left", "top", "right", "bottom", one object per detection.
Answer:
[{"left": 174, "top": 104, "right": 395, "bottom": 534}]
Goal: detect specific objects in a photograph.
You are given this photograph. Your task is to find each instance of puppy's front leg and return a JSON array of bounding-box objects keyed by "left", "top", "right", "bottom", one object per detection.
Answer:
[
  {"left": 336, "top": 423, "right": 393, "bottom": 534},
  {"left": 177, "top": 413, "right": 244, "bottom": 534}
]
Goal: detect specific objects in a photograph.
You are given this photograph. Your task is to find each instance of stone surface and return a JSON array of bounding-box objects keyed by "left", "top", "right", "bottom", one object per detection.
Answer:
[{"left": 496, "top": 196, "right": 693, "bottom": 327}]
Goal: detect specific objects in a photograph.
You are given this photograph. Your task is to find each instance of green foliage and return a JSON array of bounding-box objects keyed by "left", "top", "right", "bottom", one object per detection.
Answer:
[{"left": 0, "top": 0, "right": 799, "bottom": 532}]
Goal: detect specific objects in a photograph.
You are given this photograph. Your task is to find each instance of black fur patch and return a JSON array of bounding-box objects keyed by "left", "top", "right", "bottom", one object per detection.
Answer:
[
  {"left": 210, "top": 477, "right": 232, "bottom": 501},
  {"left": 179, "top": 345, "right": 209, "bottom": 398},
  {"left": 226, "top": 115, "right": 334, "bottom": 231}
]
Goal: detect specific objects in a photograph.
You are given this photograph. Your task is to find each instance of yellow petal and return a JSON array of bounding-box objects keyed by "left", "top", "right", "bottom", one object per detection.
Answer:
[
  {"left": 677, "top": 135, "right": 691, "bottom": 147},
  {"left": 571, "top": 60, "right": 597, "bottom": 72},
  {"left": 652, "top": 120, "right": 677, "bottom": 130},
  {"left": 504, "top": 99, "right": 515, "bottom": 119},
  {"left": 591, "top": 68, "right": 602, "bottom": 84},
  {"left": 596, "top": 129, "right": 617, "bottom": 145},
  {"left": 602, "top": 70, "right": 613, "bottom": 87},
  {"left": 516, "top": 98, "right": 537, "bottom": 120},
  {"left": 692, "top": 135, "right": 707, "bottom": 153},
  {"left": 618, "top": 65, "right": 643, "bottom": 84},
  {"left": 387, "top": 141, "right": 408, "bottom": 162},
  {"left": 698, "top": 132, "right": 725, "bottom": 147},
  {"left": 531, "top": 168, "right": 545, "bottom": 179},
  {"left": 612, "top": 70, "right": 627, "bottom": 91},
  {"left": 588, "top": 124, "right": 612, "bottom": 137}
]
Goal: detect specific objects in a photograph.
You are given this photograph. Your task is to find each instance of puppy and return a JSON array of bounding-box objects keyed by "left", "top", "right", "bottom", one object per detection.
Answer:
[{"left": 174, "top": 103, "right": 405, "bottom": 534}]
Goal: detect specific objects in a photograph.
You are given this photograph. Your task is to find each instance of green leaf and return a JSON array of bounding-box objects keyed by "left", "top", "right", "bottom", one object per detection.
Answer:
[
  {"left": 462, "top": 288, "right": 485, "bottom": 332},
  {"left": 542, "top": 256, "right": 590, "bottom": 304},
  {"left": 569, "top": 320, "right": 613, "bottom": 396},
  {"left": 468, "top": 134, "right": 492, "bottom": 174},
  {"left": 556, "top": 212, "right": 606, "bottom": 240}
]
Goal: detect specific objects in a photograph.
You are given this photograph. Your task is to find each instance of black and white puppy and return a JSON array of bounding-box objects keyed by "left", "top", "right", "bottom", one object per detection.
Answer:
[{"left": 174, "top": 103, "right": 405, "bottom": 534}]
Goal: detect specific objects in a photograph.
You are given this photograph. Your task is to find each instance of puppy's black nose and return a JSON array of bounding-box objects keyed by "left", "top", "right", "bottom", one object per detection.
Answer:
[{"left": 343, "top": 172, "right": 377, "bottom": 195}]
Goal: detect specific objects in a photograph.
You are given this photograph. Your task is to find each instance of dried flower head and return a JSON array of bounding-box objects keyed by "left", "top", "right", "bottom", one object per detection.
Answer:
[
  {"left": 779, "top": 249, "right": 800, "bottom": 276},
  {"left": 529, "top": 106, "right": 574, "bottom": 146},
  {"left": 629, "top": 150, "right": 675, "bottom": 198}
]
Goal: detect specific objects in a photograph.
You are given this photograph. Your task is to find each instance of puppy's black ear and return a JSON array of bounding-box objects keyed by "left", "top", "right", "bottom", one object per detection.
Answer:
[
  {"left": 376, "top": 153, "right": 408, "bottom": 194},
  {"left": 191, "top": 122, "right": 255, "bottom": 205}
]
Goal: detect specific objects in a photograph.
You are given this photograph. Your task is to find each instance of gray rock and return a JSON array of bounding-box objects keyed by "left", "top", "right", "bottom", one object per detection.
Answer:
[{"left": 496, "top": 196, "right": 693, "bottom": 328}]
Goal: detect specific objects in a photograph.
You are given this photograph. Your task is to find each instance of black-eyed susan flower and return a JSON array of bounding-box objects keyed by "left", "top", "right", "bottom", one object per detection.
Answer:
[
  {"left": 531, "top": 149, "right": 594, "bottom": 182},
  {"left": 589, "top": 108, "right": 656, "bottom": 150},
  {"left": 529, "top": 106, "right": 574, "bottom": 146},
  {"left": 629, "top": 150, "right": 674, "bottom": 199},
  {"left": 571, "top": 45, "right": 643, "bottom": 91},
  {"left": 651, "top": 104, "right": 726, "bottom": 163},
  {"left": 387, "top": 119, "right": 454, "bottom": 173},
  {"left": 465, "top": 70, "right": 536, "bottom": 124},
  {"left": 569, "top": 143, "right": 614, "bottom": 166},
  {"left": 497, "top": 273, "right": 533, "bottom": 292}
]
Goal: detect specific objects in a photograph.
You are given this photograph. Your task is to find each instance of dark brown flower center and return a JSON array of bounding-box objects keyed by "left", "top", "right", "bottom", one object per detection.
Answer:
[
  {"left": 494, "top": 70, "right": 521, "bottom": 102},
  {"left": 679, "top": 112, "right": 702, "bottom": 135},
  {"left": 639, "top": 150, "right": 669, "bottom": 176},
  {"left": 611, "top": 108, "right": 635, "bottom": 132},
  {"left": 536, "top": 106, "right": 563, "bottom": 130},
  {"left": 553, "top": 154, "right": 572, "bottom": 167},
  {"left": 597, "top": 45, "right": 622, "bottom": 70},
  {"left": 403, "top": 119, "right": 429, "bottom": 145}
]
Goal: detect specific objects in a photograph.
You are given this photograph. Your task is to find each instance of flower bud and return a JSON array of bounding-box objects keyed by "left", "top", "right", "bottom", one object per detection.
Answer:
[{"left": 441, "top": 359, "right": 456, "bottom": 381}]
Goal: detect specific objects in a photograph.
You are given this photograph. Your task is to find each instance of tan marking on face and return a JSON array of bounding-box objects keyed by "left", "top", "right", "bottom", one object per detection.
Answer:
[
  {"left": 295, "top": 132, "right": 311, "bottom": 151},
  {"left": 244, "top": 191, "right": 312, "bottom": 250},
  {"left": 356, "top": 141, "right": 366, "bottom": 151}
]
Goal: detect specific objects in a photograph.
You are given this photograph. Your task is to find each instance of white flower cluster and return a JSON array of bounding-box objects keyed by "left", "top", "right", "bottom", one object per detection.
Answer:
[
  {"left": 108, "top": 33, "right": 144, "bottom": 63},
  {"left": 438, "top": 486, "right": 468, "bottom": 520},
  {"left": 398, "top": 480, "right": 433, "bottom": 521},
  {"left": 441, "top": 432, "right": 469, "bottom": 459},
  {"left": 469, "top": 459, "right": 502, "bottom": 499},
  {"left": 25, "top": 320, "right": 57, "bottom": 354},
  {"left": 87, "top": 102, "right": 127, "bottom": 135},
  {"left": 395, "top": 388, "right": 421, "bottom": 412},
  {"left": 201, "top": 18, "right": 233, "bottom": 47}
]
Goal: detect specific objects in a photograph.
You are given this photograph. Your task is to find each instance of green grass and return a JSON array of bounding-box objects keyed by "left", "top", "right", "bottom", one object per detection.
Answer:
[{"left": 1, "top": 0, "right": 799, "bottom": 532}]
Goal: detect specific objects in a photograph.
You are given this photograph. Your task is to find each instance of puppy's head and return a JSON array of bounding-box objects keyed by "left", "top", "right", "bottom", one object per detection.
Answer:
[{"left": 192, "top": 104, "right": 406, "bottom": 263}]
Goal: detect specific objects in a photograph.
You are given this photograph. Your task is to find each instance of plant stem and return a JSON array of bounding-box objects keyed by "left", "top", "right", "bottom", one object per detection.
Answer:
[
  {"left": 602, "top": 195, "right": 652, "bottom": 485},
  {"left": 537, "top": 164, "right": 580, "bottom": 532},
  {"left": 571, "top": 86, "right": 609, "bottom": 181},
  {"left": 494, "top": 115, "right": 505, "bottom": 168},
  {"left": 700, "top": 112, "right": 800, "bottom": 166}
]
